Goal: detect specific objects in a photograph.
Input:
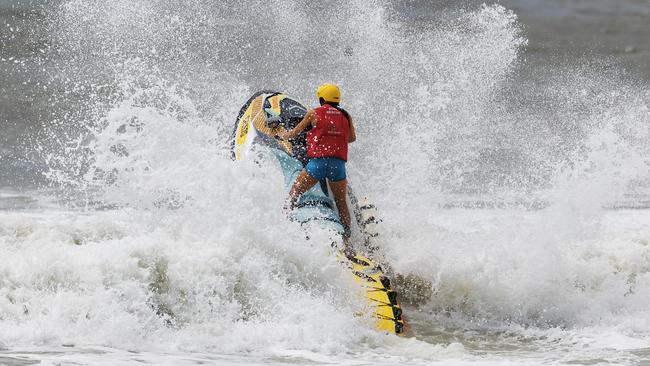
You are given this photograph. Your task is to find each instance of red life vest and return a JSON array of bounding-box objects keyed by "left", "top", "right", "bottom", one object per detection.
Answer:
[{"left": 307, "top": 104, "right": 350, "bottom": 161}]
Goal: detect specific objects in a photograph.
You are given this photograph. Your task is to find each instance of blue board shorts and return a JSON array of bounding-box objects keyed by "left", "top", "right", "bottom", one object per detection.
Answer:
[{"left": 305, "top": 158, "right": 347, "bottom": 182}]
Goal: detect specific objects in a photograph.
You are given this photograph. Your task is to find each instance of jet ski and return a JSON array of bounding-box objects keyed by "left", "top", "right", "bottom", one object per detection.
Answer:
[{"left": 232, "top": 91, "right": 408, "bottom": 335}]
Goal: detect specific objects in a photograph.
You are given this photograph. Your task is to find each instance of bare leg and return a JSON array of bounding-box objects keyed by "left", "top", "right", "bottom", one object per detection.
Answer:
[
  {"left": 328, "top": 179, "right": 353, "bottom": 254},
  {"left": 287, "top": 170, "right": 319, "bottom": 210}
]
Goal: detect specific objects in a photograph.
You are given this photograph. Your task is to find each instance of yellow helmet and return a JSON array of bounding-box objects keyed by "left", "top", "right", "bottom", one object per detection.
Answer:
[{"left": 316, "top": 83, "right": 341, "bottom": 103}]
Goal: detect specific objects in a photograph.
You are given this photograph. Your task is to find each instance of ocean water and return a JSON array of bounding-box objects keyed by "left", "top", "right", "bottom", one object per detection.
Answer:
[{"left": 1, "top": 0, "right": 650, "bottom": 365}]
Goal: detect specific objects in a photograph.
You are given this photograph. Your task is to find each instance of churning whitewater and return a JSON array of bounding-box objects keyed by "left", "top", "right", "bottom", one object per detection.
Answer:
[{"left": 1, "top": 0, "right": 650, "bottom": 365}]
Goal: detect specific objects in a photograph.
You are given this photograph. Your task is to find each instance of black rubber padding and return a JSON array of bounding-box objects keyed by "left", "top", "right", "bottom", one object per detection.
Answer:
[
  {"left": 387, "top": 291, "right": 397, "bottom": 304},
  {"left": 349, "top": 256, "right": 370, "bottom": 267},
  {"left": 380, "top": 277, "right": 391, "bottom": 289}
]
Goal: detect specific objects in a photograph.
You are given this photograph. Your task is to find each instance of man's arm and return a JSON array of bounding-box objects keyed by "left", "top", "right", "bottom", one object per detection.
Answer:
[
  {"left": 282, "top": 110, "right": 316, "bottom": 140},
  {"left": 348, "top": 117, "right": 356, "bottom": 143}
]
